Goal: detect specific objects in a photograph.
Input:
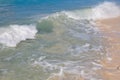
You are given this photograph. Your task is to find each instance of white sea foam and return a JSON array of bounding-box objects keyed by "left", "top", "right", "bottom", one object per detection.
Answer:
[
  {"left": 36, "top": 1, "right": 120, "bottom": 25},
  {"left": 0, "top": 25, "right": 37, "bottom": 47},
  {"left": 1, "top": 2, "right": 118, "bottom": 48},
  {"left": 92, "top": 2, "right": 120, "bottom": 19},
  {"left": 63, "top": 2, "right": 120, "bottom": 20}
]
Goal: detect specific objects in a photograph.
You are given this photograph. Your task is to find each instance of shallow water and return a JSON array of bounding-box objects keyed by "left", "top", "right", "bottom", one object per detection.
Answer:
[
  {"left": 0, "top": 15, "right": 104, "bottom": 80},
  {"left": 0, "top": 0, "right": 120, "bottom": 80}
]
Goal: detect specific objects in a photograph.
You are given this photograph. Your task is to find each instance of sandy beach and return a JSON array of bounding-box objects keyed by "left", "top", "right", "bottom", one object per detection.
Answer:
[{"left": 96, "top": 17, "right": 120, "bottom": 80}]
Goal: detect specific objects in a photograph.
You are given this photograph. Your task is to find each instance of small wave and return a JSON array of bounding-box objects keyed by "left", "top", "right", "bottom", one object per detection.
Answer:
[
  {"left": 0, "top": 25, "right": 37, "bottom": 47},
  {"left": 35, "top": 1, "right": 120, "bottom": 36},
  {"left": 62, "top": 1, "right": 120, "bottom": 20},
  {"left": 34, "top": 1, "right": 120, "bottom": 27}
]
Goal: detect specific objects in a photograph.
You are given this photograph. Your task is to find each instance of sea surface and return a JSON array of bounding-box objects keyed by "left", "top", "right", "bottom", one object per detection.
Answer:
[{"left": 0, "top": 0, "right": 120, "bottom": 80}]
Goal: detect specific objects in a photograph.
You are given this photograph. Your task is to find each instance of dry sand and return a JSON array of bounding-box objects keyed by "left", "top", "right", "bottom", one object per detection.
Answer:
[{"left": 96, "top": 17, "right": 120, "bottom": 80}]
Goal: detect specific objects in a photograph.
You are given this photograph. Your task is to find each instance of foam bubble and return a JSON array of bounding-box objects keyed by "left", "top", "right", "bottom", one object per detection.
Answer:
[
  {"left": 0, "top": 25, "right": 37, "bottom": 47},
  {"left": 62, "top": 2, "right": 120, "bottom": 20},
  {"left": 92, "top": 1, "right": 120, "bottom": 19}
]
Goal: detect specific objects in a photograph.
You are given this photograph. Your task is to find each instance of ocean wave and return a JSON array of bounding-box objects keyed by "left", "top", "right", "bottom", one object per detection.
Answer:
[
  {"left": 36, "top": 1, "right": 120, "bottom": 27},
  {"left": 0, "top": 1, "right": 119, "bottom": 47},
  {"left": 62, "top": 1, "right": 120, "bottom": 20},
  {"left": 0, "top": 25, "right": 37, "bottom": 47}
]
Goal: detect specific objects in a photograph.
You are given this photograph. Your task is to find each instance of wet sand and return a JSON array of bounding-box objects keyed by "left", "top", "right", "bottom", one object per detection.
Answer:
[{"left": 96, "top": 17, "right": 120, "bottom": 80}]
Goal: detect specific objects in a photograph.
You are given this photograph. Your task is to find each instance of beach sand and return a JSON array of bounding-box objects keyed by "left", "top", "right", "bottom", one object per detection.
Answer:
[{"left": 96, "top": 17, "right": 120, "bottom": 80}]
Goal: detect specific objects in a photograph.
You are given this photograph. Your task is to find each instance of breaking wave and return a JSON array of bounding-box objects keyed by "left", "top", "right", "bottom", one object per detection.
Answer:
[
  {"left": 0, "top": 1, "right": 119, "bottom": 80},
  {"left": 0, "top": 25, "right": 37, "bottom": 47},
  {"left": 92, "top": 1, "right": 120, "bottom": 19},
  {"left": 63, "top": 1, "right": 120, "bottom": 20},
  {"left": 0, "top": 1, "right": 119, "bottom": 47}
]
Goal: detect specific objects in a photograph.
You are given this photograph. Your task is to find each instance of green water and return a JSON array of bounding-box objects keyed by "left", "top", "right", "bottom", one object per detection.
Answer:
[{"left": 0, "top": 15, "right": 104, "bottom": 80}]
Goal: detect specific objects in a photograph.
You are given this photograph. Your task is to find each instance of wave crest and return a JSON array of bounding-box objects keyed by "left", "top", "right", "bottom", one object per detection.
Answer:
[
  {"left": 62, "top": 1, "right": 120, "bottom": 20},
  {"left": 0, "top": 1, "right": 119, "bottom": 47},
  {"left": 0, "top": 25, "right": 37, "bottom": 47}
]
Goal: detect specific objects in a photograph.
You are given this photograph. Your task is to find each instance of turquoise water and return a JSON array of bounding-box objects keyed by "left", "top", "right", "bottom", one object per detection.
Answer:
[
  {"left": 0, "top": 0, "right": 119, "bottom": 25},
  {"left": 0, "top": 0, "right": 120, "bottom": 80}
]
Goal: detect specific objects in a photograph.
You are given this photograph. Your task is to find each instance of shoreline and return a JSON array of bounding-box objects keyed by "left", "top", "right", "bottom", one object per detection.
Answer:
[{"left": 96, "top": 16, "right": 120, "bottom": 80}]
